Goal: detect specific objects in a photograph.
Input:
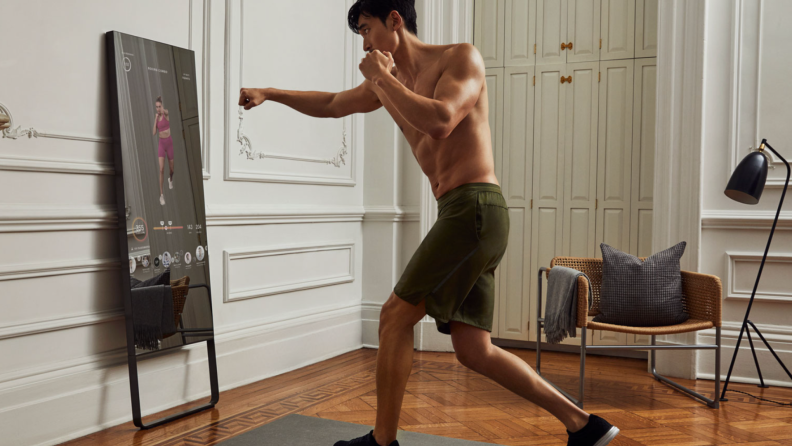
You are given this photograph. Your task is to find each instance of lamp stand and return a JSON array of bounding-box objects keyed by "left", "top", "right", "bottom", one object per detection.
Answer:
[{"left": 720, "top": 140, "right": 791, "bottom": 401}]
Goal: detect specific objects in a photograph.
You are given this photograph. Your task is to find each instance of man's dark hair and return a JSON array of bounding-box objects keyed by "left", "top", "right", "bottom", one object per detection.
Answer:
[{"left": 348, "top": 0, "right": 418, "bottom": 37}]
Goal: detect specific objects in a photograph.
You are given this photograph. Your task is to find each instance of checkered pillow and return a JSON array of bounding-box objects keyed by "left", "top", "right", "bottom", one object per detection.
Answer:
[{"left": 592, "top": 241, "right": 690, "bottom": 327}]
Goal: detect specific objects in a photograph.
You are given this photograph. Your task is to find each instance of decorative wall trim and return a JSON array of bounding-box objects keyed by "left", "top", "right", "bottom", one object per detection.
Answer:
[
  {"left": 728, "top": 0, "right": 787, "bottom": 188},
  {"left": 0, "top": 301, "right": 363, "bottom": 446},
  {"left": 0, "top": 102, "right": 113, "bottom": 143},
  {"left": 222, "top": 240, "right": 355, "bottom": 303},
  {"left": 0, "top": 154, "right": 115, "bottom": 176},
  {"left": 197, "top": 0, "right": 212, "bottom": 180},
  {"left": 0, "top": 204, "right": 117, "bottom": 232},
  {"left": 0, "top": 204, "right": 376, "bottom": 231},
  {"left": 0, "top": 310, "right": 124, "bottom": 342},
  {"left": 223, "top": 0, "right": 357, "bottom": 185},
  {"left": 0, "top": 258, "right": 120, "bottom": 282},
  {"left": 362, "top": 205, "right": 420, "bottom": 222},
  {"left": 725, "top": 251, "right": 792, "bottom": 303},
  {"left": 0, "top": 300, "right": 362, "bottom": 390},
  {"left": 701, "top": 210, "right": 792, "bottom": 230},
  {"left": 207, "top": 205, "right": 365, "bottom": 225},
  {"left": 1, "top": 2, "right": 212, "bottom": 179}
]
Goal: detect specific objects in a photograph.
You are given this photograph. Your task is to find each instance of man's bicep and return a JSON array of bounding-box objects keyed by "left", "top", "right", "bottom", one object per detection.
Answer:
[
  {"left": 433, "top": 44, "right": 485, "bottom": 120},
  {"left": 329, "top": 80, "right": 382, "bottom": 118}
]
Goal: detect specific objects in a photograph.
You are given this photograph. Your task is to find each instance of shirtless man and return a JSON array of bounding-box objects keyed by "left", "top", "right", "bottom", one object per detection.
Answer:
[{"left": 238, "top": 2, "right": 619, "bottom": 446}]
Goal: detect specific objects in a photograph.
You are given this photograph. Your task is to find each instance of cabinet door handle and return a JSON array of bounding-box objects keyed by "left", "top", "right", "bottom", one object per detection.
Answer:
[
  {"left": 567, "top": 41, "right": 573, "bottom": 50},
  {"left": 560, "top": 76, "right": 572, "bottom": 84},
  {"left": 561, "top": 42, "right": 568, "bottom": 50},
  {"left": 561, "top": 42, "right": 573, "bottom": 50}
]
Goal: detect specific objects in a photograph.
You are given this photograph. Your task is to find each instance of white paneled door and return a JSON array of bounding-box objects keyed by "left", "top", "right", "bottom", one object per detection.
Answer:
[
  {"left": 498, "top": 66, "right": 535, "bottom": 341},
  {"left": 595, "top": 58, "right": 634, "bottom": 256},
  {"left": 475, "top": 0, "right": 506, "bottom": 67},
  {"left": 600, "top": 0, "right": 635, "bottom": 60}
]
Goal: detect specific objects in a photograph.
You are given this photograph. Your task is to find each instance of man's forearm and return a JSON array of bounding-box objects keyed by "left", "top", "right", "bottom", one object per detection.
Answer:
[
  {"left": 373, "top": 73, "right": 450, "bottom": 138},
  {"left": 266, "top": 88, "right": 336, "bottom": 118}
]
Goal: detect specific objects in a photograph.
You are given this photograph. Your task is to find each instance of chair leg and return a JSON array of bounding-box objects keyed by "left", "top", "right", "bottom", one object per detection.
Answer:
[
  {"left": 650, "top": 334, "right": 720, "bottom": 409},
  {"left": 578, "top": 326, "right": 586, "bottom": 409}
]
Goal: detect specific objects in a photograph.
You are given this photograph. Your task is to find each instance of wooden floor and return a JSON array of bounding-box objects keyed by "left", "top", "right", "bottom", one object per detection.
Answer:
[{"left": 61, "top": 347, "right": 792, "bottom": 446}]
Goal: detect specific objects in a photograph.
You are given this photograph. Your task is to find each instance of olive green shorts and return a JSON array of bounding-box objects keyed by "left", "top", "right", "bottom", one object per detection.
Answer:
[{"left": 393, "top": 182, "right": 510, "bottom": 335}]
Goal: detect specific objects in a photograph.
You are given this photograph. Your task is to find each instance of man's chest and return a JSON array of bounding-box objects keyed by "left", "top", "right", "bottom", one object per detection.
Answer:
[{"left": 392, "top": 66, "right": 443, "bottom": 135}]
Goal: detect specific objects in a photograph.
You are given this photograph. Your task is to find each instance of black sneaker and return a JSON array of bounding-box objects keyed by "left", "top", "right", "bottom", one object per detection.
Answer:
[
  {"left": 566, "top": 414, "right": 620, "bottom": 446},
  {"left": 334, "top": 429, "right": 399, "bottom": 446}
]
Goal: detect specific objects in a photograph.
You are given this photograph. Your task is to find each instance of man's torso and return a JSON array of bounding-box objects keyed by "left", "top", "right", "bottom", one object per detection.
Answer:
[{"left": 373, "top": 44, "right": 499, "bottom": 200}]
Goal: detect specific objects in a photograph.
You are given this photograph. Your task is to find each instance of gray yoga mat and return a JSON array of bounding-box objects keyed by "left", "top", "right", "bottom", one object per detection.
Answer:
[{"left": 218, "top": 413, "right": 495, "bottom": 445}]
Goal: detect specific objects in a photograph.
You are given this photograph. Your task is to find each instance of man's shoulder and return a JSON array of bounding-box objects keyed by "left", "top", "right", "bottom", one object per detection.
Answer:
[{"left": 440, "top": 43, "right": 484, "bottom": 71}]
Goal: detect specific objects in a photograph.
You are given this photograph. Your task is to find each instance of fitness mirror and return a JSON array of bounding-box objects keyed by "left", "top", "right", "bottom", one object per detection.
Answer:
[{"left": 107, "top": 31, "right": 214, "bottom": 355}]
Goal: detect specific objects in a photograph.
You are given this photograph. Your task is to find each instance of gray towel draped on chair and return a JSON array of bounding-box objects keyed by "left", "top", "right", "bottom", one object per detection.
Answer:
[{"left": 544, "top": 265, "right": 593, "bottom": 344}]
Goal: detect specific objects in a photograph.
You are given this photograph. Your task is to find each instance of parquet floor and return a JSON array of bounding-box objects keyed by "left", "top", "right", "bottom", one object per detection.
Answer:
[{"left": 60, "top": 347, "right": 792, "bottom": 445}]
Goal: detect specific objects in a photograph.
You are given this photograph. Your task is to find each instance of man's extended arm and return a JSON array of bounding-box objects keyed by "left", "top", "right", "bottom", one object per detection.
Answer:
[
  {"left": 371, "top": 43, "right": 485, "bottom": 140},
  {"left": 239, "top": 81, "right": 381, "bottom": 118}
]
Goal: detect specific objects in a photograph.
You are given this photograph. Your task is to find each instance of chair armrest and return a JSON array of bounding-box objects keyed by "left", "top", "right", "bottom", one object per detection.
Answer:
[
  {"left": 681, "top": 270, "right": 722, "bottom": 327},
  {"left": 576, "top": 275, "right": 589, "bottom": 328}
]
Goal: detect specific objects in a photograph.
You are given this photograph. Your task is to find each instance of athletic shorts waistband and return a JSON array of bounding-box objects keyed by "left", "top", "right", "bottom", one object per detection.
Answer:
[{"left": 437, "top": 182, "right": 502, "bottom": 211}]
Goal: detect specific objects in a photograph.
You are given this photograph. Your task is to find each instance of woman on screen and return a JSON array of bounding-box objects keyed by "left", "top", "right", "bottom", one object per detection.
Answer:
[{"left": 153, "top": 96, "right": 175, "bottom": 205}]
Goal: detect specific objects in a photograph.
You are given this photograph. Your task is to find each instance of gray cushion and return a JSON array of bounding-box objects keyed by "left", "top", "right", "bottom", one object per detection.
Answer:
[{"left": 592, "top": 241, "right": 690, "bottom": 327}]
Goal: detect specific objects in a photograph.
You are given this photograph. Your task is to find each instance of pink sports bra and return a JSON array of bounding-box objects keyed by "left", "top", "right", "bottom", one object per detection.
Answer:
[{"left": 157, "top": 115, "right": 170, "bottom": 132}]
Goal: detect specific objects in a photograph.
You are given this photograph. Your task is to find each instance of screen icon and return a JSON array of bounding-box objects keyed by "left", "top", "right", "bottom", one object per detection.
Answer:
[{"left": 196, "top": 245, "right": 205, "bottom": 261}]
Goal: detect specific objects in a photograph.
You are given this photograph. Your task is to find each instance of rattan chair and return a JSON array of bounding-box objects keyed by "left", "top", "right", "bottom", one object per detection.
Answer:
[{"left": 535, "top": 256, "right": 723, "bottom": 409}]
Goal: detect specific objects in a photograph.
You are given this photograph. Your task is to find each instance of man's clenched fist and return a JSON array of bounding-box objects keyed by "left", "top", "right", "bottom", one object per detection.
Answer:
[
  {"left": 359, "top": 50, "right": 394, "bottom": 84},
  {"left": 239, "top": 88, "right": 268, "bottom": 110}
]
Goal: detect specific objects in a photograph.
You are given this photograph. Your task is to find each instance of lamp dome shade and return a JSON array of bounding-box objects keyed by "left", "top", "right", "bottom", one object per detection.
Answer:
[{"left": 724, "top": 151, "right": 768, "bottom": 205}]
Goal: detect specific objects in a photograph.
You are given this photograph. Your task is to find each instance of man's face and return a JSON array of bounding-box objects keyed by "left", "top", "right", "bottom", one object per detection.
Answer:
[{"left": 357, "top": 12, "right": 397, "bottom": 54}]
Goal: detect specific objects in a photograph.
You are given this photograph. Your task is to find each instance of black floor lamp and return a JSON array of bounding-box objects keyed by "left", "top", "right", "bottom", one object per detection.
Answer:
[{"left": 720, "top": 138, "right": 791, "bottom": 401}]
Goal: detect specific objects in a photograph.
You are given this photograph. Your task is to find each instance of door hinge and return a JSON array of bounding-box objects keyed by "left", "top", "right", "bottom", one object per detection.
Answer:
[
  {"left": 533, "top": 75, "right": 535, "bottom": 86},
  {"left": 599, "top": 38, "right": 602, "bottom": 49},
  {"left": 530, "top": 199, "right": 533, "bottom": 209},
  {"left": 595, "top": 199, "right": 598, "bottom": 209},
  {"left": 527, "top": 321, "right": 531, "bottom": 331},
  {"left": 598, "top": 72, "right": 601, "bottom": 82},
  {"left": 534, "top": 43, "right": 537, "bottom": 54}
]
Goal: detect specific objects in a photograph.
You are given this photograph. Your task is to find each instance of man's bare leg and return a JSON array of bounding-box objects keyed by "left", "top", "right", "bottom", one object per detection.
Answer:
[
  {"left": 474, "top": 343, "right": 590, "bottom": 432},
  {"left": 449, "top": 321, "right": 589, "bottom": 434},
  {"left": 371, "top": 294, "right": 426, "bottom": 446}
]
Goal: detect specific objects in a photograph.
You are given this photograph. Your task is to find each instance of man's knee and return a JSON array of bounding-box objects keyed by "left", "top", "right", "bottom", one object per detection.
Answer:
[{"left": 380, "top": 291, "right": 425, "bottom": 331}]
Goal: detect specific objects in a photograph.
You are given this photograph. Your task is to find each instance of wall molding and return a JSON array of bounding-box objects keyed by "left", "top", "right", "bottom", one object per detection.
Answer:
[
  {"left": 701, "top": 210, "right": 792, "bottom": 230},
  {"left": 0, "top": 154, "right": 114, "bottom": 176},
  {"left": 0, "top": 309, "right": 124, "bottom": 343},
  {"left": 206, "top": 204, "right": 365, "bottom": 225},
  {"left": 727, "top": 0, "right": 788, "bottom": 189},
  {"left": 222, "top": 240, "right": 355, "bottom": 303},
  {"left": 725, "top": 251, "right": 792, "bottom": 303},
  {"left": 0, "top": 204, "right": 117, "bottom": 232},
  {"left": 0, "top": 203, "right": 408, "bottom": 231},
  {"left": 0, "top": 302, "right": 363, "bottom": 446},
  {"left": 223, "top": 0, "right": 357, "bottom": 186},
  {"left": 1, "top": 2, "right": 212, "bottom": 181},
  {"left": 362, "top": 205, "right": 420, "bottom": 222},
  {"left": 0, "top": 258, "right": 120, "bottom": 282}
]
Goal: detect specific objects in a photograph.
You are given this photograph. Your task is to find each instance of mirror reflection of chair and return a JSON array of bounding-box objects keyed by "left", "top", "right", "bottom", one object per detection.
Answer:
[
  {"left": 536, "top": 257, "right": 723, "bottom": 409},
  {"left": 162, "top": 275, "right": 215, "bottom": 342}
]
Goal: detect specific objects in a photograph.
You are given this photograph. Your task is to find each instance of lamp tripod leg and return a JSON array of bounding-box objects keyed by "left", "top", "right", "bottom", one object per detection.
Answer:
[
  {"left": 747, "top": 320, "right": 792, "bottom": 382},
  {"left": 720, "top": 318, "right": 749, "bottom": 401},
  {"left": 745, "top": 322, "right": 769, "bottom": 388}
]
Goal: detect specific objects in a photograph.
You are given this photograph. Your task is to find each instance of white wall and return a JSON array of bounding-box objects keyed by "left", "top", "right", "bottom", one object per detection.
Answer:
[
  {"left": 695, "top": 0, "right": 792, "bottom": 387},
  {"left": 0, "top": 1, "right": 412, "bottom": 445}
]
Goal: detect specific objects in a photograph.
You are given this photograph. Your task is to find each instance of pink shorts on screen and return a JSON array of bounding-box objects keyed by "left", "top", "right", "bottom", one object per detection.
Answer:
[{"left": 158, "top": 136, "right": 174, "bottom": 160}]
